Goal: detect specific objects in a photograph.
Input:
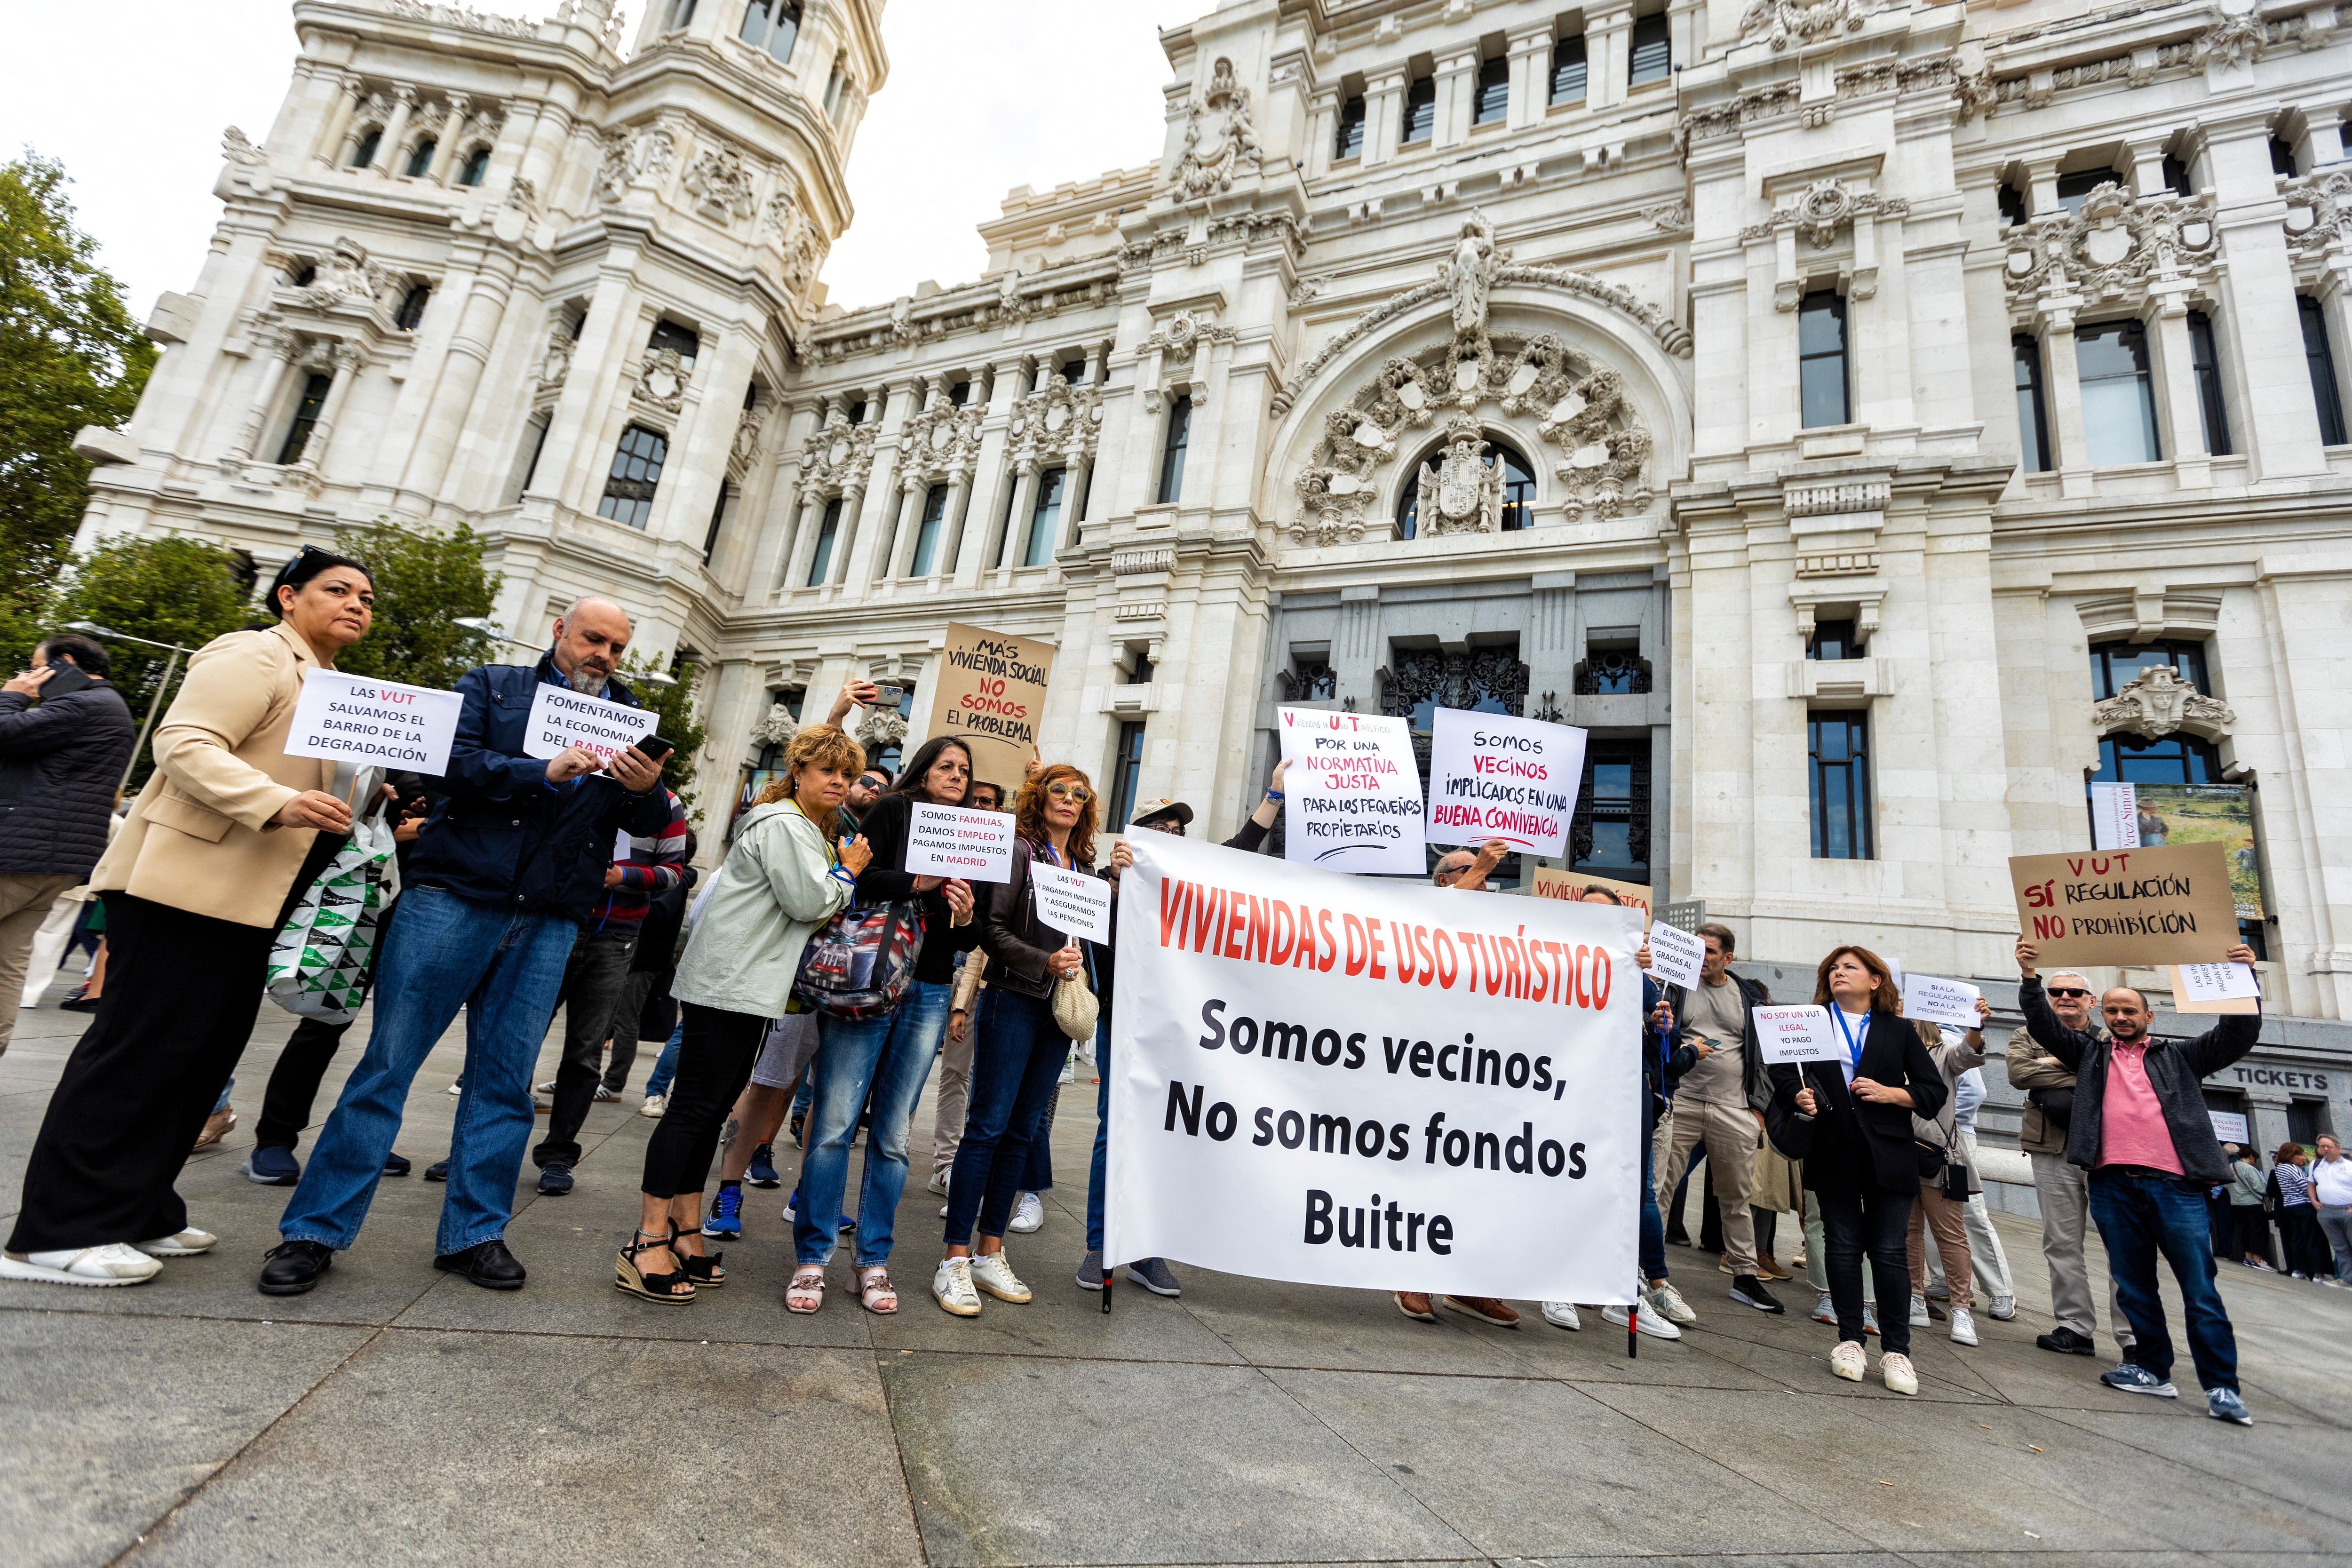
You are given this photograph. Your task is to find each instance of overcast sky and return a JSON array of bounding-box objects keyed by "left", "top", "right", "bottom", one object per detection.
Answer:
[{"left": 2, "top": 0, "right": 1172, "bottom": 320}]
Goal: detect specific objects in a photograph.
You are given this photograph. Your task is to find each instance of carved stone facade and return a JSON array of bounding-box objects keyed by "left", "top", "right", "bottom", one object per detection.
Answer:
[{"left": 2093, "top": 668, "right": 2236, "bottom": 743}]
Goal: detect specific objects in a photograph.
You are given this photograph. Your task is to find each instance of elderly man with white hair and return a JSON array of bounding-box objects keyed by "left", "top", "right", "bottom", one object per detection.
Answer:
[{"left": 263, "top": 597, "right": 673, "bottom": 1297}]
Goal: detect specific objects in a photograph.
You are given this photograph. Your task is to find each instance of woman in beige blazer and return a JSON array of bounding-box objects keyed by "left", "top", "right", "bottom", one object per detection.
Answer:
[{"left": 3, "top": 547, "right": 376, "bottom": 1288}]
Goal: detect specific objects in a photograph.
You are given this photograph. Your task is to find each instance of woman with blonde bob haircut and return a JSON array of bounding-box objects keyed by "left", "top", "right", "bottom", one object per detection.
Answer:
[
  {"left": 621, "top": 724, "right": 865, "bottom": 1305},
  {"left": 1766, "top": 944, "right": 1946, "bottom": 1394}
]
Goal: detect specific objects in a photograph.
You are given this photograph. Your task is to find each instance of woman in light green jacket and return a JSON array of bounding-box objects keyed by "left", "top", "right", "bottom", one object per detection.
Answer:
[{"left": 619, "top": 724, "right": 866, "bottom": 1303}]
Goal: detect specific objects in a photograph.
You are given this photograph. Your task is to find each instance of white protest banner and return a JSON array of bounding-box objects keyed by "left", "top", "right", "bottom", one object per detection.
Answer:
[
  {"left": 1754, "top": 1004, "right": 1839, "bottom": 1064},
  {"left": 285, "top": 670, "right": 465, "bottom": 776},
  {"left": 906, "top": 803, "right": 1017, "bottom": 884},
  {"left": 1424, "top": 707, "right": 1587, "bottom": 858},
  {"left": 1276, "top": 707, "right": 1426, "bottom": 876},
  {"left": 1902, "top": 975, "right": 1983, "bottom": 1034},
  {"left": 2209, "top": 1109, "right": 2251, "bottom": 1144},
  {"left": 1104, "top": 831, "right": 1641, "bottom": 1304},
  {"left": 2171, "top": 961, "right": 2261, "bottom": 1016},
  {"left": 1032, "top": 863, "right": 1112, "bottom": 944},
  {"left": 521, "top": 683, "right": 658, "bottom": 761},
  {"left": 1644, "top": 921, "right": 1706, "bottom": 989}
]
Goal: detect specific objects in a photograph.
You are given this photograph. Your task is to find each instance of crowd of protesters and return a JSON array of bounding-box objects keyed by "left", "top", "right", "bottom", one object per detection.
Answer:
[{"left": 0, "top": 542, "right": 2333, "bottom": 1433}]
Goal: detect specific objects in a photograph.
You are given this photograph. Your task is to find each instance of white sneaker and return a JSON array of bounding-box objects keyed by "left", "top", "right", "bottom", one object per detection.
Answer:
[
  {"left": 938, "top": 1202, "right": 949, "bottom": 1218},
  {"left": 1058, "top": 1054, "right": 1075, "bottom": 1084},
  {"left": 1881, "top": 1351, "right": 1918, "bottom": 1395},
  {"left": 1645, "top": 1279, "right": 1697, "bottom": 1325},
  {"left": 133, "top": 1228, "right": 217, "bottom": 1258},
  {"left": 1602, "top": 1303, "right": 1681, "bottom": 1339},
  {"left": 932, "top": 1256, "right": 981, "bottom": 1316},
  {"left": 969, "top": 1250, "right": 1032, "bottom": 1303},
  {"left": 1811, "top": 1290, "right": 1837, "bottom": 1325},
  {"left": 0, "top": 1242, "right": 162, "bottom": 1286},
  {"left": 446, "top": 1080, "right": 462, "bottom": 1095},
  {"left": 534, "top": 1079, "right": 557, "bottom": 1096},
  {"left": 1830, "top": 1339, "right": 1867, "bottom": 1382},
  {"left": 1008, "top": 1193, "right": 1044, "bottom": 1234},
  {"left": 926, "top": 1173, "right": 949, "bottom": 1197},
  {"left": 1908, "top": 1294, "right": 1930, "bottom": 1327},
  {"left": 1541, "top": 1300, "right": 1581, "bottom": 1330},
  {"left": 638, "top": 1095, "right": 667, "bottom": 1119},
  {"left": 1949, "top": 1307, "right": 1979, "bottom": 1346},
  {"left": 1989, "top": 1293, "right": 2017, "bottom": 1320}
]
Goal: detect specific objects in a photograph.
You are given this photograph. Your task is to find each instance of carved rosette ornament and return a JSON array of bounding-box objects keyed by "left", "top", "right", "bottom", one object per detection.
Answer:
[
  {"left": 2003, "top": 182, "right": 2219, "bottom": 309},
  {"left": 1738, "top": 0, "right": 1874, "bottom": 52},
  {"left": 1172, "top": 56, "right": 1263, "bottom": 199},
  {"left": 2092, "top": 667, "right": 2235, "bottom": 743},
  {"left": 1007, "top": 377, "right": 1104, "bottom": 471}
]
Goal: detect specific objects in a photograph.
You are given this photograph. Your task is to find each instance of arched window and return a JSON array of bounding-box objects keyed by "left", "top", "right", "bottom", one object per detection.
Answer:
[
  {"left": 277, "top": 373, "right": 334, "bottom": 466},
  {"left": 457, "top": 146, "right": 491, "bottom": 186},
  {"left": 394, "top": 283, "right": 431, "bottom": 331},
  {"left": 806, "top": 497, "right": 842, "bottom": 585},
  {"left": 1394, "top": 434, "right": 1535, "bottom": 537},
  {"left": 738, "top": 0, "right": 800, "bottom": 64},
  {"left": 598, "top": 424, "right": 669, "bottom": 528},
  {"left": 351, "top": 128, "right": 381, "bottom": 168},
  {"left": 404, "top": 139, "right": 436, "bottom": 178}
]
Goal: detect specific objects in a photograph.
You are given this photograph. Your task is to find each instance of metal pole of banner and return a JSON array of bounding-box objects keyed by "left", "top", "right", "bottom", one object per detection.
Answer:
[
  {"left": 64, "top": 624, "right": 194, "bottom": 798},
  {"left": 1101, "top": 1263, "right": 1114, "bottom": 1313}
]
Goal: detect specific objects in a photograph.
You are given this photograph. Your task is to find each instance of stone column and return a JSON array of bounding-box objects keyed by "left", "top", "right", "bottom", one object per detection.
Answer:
[
  {"left": 1507, "top": 26, "right": 1551, "bottom": 130},
  {"left": 935, "top": 475, "right": 971, "bottom": 581},
  {"left": 782, "top": 493, "right": 825, "bottom": 591},
  {"left": 1000, "top": 463, "right": 1040, "bottom": 573},
  {"left": 2295, "top": 104, "right": 2347, "bottom": 169},
  {"left": 429, "top": 96, "right": 471, "bottom": 182},
  {"left": 1434, "top": 49, "right": 1474, "bottom": 147},
  {"left": 825, "top": 486, "right": 865, "bottom": 587},
  {"left": 2208, "top": 114, "right": 2329, "bottom": 478},
  {"left": 885, "top": 481, "right": 926, "bottom": 580},
  {"left": 313, "top": 73, "right": 362, "bottom": 166},
  {"left": 399, "top": 248, "right": 519, "bottom": 496},
  {"left": 1306, "top": 86, "right": 1339, "bottom": 179},
  {"left": 1586, "top": 2, "right": 1633, "bottom": 112},
  {"left": 373, "top": 85, "right": 416, "bottom": 176},
  {"left": 223, "top": 329, "right": 302, "bottom": 470},
  {"left": 291, "top": 342, "right": 366, "bottom": 482},
  {"left": 2147, "top": 288, "right": 2212, "bottom": 486},
  {"left": 2038, "top": 305, "right": 2096, "bottom": 500},
  {"left": 1063, "top": 453, "right": 1094, "bottom": 551},
  {"left": 1364, "top": 71, "right": 1405, "bottom": 166}
]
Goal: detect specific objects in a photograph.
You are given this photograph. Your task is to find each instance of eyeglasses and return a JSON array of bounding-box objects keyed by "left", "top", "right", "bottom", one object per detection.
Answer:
[
  {"left": 2046, "top": 987, "right": 2091, "bottom": 999},
  {"left": 1046, "top": 784, "right": 1091, "bottom": 802},
  {"left": 1144, "top": 820, "right": 1185, "bottom": 835}
]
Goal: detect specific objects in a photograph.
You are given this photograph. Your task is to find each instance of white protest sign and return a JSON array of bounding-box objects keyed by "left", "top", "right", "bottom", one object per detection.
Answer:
[
  {"left": 1032, "top": 863, "right": 1112, "bottom": 944},
  {"left": 1644, "top": 921, "right": 1706, "bottom": 989},
  {"left": 1276, "top": 707, "right": 1426, "bottom": 876},
  {"left": 1754, "top": 1004, "right": 1839, "bottom": 1064},
  {"left": 2209, "top": 1109, "right": 2250, "bottom": 1144},
  {"left": 2176, "top": 961, "right": 2261, "bottom": 1004},
  {"left": 1902, "top": 975, "right": 1983, "bottom": 1034},
  {"left": 1424, "top": 707, "right": 1587, "bottom": 858},
  {"left": 521, "top": 683, "right": 657, "bottom": 761},
  {"left": 285, "top": 670, "right": 464, "bottom": 776},
  {"left": 906, "top": 803, "right": 1017, "bottom": 884},
  {"left": 2089, "top": 783, "right": 2140, "bottom": 850},
  {"left": 1105, "top": 832, "right": 1641, "bottom": 1304}
]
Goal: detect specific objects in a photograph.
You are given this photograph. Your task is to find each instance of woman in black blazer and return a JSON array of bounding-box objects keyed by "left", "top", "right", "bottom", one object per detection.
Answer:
[{"left": 1768, "top": 945, "right": 1947, "bottom": 1396}]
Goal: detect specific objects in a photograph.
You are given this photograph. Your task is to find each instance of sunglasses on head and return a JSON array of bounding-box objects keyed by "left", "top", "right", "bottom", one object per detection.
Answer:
[
  {"left": 2046, "top": 987, "right": 2091, "bottom": 999},
  {"left": 1046, "top": 784, "right": 1091, "bottom": 802}
]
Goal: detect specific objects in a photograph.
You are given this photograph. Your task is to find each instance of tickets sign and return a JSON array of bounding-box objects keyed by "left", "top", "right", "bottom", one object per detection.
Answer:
[
  {"left": 2010, "top": 843, "right": 2241, "bottom": 968},
  {"left": 521, "top": 683, "right": 657, "bottom": 761},
  {"left": 284, "top": 670, "right": 464, "bottom": 775}
]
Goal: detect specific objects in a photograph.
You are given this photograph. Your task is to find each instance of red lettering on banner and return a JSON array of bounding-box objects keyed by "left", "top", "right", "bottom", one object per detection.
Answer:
[
  {"left": 1159, "top": 879, "right": 1190, "bottom": 948},
  {"left": 1367, "top": 920, "right": 1388, "bottom": 980},
  {"left": 1317, "top": 909, "right": 1337, "bottom": 972},
  {"left": 1224, "top": 896, "right": 1249, "bottom": 961},
  {"left": 1591, "top": 948, "right": 1612, "bottom": 1011},
  {"left": 1343, "top": 914, "right": 1368, "bottom": 977}
]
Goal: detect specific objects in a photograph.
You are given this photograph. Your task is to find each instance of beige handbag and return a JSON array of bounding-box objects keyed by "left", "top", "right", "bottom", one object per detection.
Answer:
[{"left": 1052, "top": 967, "right": 1099, "bottom": 1043}]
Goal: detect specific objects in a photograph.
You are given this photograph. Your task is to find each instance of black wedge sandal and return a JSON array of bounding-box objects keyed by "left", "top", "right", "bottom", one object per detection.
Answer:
[
  {"left": 616, "top": 1227, "right": 695, "bottom": 1304},
  {"left": 671, "top": 1219, "right": 725, "bottom": 1289}
]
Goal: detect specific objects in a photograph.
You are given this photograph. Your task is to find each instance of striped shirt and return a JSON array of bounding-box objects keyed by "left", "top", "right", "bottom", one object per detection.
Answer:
[
  {"left": 591, "top": 788, "right": 687, "bottom": 931},
  {"left": 2273, "top": 1162, "right": 2313, "bottom": 1207}
]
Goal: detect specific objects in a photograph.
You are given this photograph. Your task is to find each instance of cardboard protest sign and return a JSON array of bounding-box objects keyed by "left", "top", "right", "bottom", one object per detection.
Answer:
[
  {"left": 2010, "top": 843, "right": 2240, "bottom": 968},
  {"left": 2172, "top": 961, "right": 2261, "bottom": 1016},
  {"left": 1032, "top": 863, "right": 1112, "bottom": 944},
  {"left": 1754, "top": 1004, "right": 1839, "bottom": 1064},
  {"left": 1902, "top": 975, "right": 1983, "bottom": 1034},
  {"left": 1645, "top": 921, "right": 1706, "bottom": 989},
  {"left": 521, "top": 683, "right": 657, "bottom": 761},
  {"left": 1276, "top": 707, "right": 1426, "bottom": 876},
  {"left": 1424, "top": 708, "right": 1586, "bottom": 858},
  {"left": 925, "top": 622, "right": 1056, "bottom": 794},
  {"left": 906, "top": 803, "right": 1017, "bottom": 884},
  {"left": 285, "top": 671, "right": 464, "bottom": 776},
  {"left": 2209, "top": 1109, "right": 2251, "bottom": 1144},
  {"left": 1106, "top": 832, "right": 1640, "bottom": 1303},
  {"left": 1532, "top": 868, "right": 1653, "bottom": 928}
]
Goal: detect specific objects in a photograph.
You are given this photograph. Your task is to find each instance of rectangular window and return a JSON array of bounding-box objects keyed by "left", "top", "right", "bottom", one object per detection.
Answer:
[
  {"left": 647, "top": 318, "right": 699, "bottom": 368},
  {"left": 2077, "top": 319, "right": 2161, "bottom": 466},
  {"left": 1334, "top": 95, "right": 1365, "bottom": 159},
  {"left": 1549, "top": 36, "right": 1588, "bottom": 104},
  {"left": 2186, "top": 309, "right": 2231, "bottom": 457},
  {"left": 806, "top": 497, "right": 841, "bottom": 586},
  {"left": 1157, "top": 396, "right": 1192, "bottom": 504},
  {"left": 2300, "top": 296, "right": 2347, "bottom": 445},
  {"left": 910, "top": 483, "right": 948, "bottom": 576},
  {"left": 2053, "top": 168, "right": 2118, "bottom": 215},
  {"left": 2013, "top": 334, "right": 2051, "bottom": 472},
  {"left": 703, "top": 483, "right": 730, "bottom": 564},
  {"left": 597, "top": 423, "right": 668, "bottom": 529},
  {"left": 1628, "top": 15, "right": 1671, "bottom": 86},
  {"left": 2089, "top": 638, "right": 2209, "bottom": 700},
  {"left": 1473, "top": 56, "right": 1510, "bottom": 125},
  {"left": 1400, "top": 75, "right": 1436, "bottom": 144},
  {"left": 1106, "top": 721, "right": 1146, "bottom": 832},
  {"left": 1998, "top": 182, "right": 2027, "bottom": 228},
  {"left": 1798, "top": 290, "right": 1849, "bottom": 429},
  {"left": 1807, "top": 619, "right": 1861, "bottom": 661},
  {"left": 1023, "top": 466, "right": 1066, "bottom": 567},
  {"left": 1572, "top": 740, "right": 1649, "bottom": 879},
  {"left": 276, "top": 373, "right": 334, "bottom": 466},
  {"left": 2162, "top": 152, "right": 2193, "bottom": 197},
  {"left": 1808, "top": 710, "right": 1874, "bottom": 860}
]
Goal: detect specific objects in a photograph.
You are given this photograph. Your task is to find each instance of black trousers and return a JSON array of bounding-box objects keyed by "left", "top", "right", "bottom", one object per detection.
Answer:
[
  {"left": 641, "top": 1002, "right": 767, "bottom": 1201},
  {"left": 2232, "top": 1205, "right": 2272, "bottom": 1263},
  {"left": 253, "top": 1016, "right": 358, "bottom": 1151},
  {"left": 601, "top": 967, "right": 662, "bottom": 1091},
  {"left": 8, "top": 893, "right": 276, "bottom": 1252},
  {"left": 1818, "top": 1185, "right": 1916, "bottom": 1355},
  {"left": 532, "top": 923, "right": 639, "bottom": 1169}
]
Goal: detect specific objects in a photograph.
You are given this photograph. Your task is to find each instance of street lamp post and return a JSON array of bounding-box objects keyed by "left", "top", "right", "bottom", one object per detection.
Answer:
[{"left": 64, "top": 621, "right": 198, "bottom": 796}]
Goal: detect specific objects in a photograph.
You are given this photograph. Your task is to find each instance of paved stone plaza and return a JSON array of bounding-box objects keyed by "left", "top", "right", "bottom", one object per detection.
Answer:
[{"left": 2, "top": 989, "right": 2347, "bottom": 1568}]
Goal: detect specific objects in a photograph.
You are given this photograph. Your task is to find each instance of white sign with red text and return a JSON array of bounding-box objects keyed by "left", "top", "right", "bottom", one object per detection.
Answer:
[
  {"left": 906, "top": 803, "right": 1017, "bottom": 884},
  {"left": 1754, "top": 1005, "right": 1839, "bottom": 1064},
  {"left": 521, "top": 683, "right": 657, "bottom": 762},
  {"left": 1276, "top": 707, "right": 1427, "bottom": 876},
  {"left": 1032, "top": 862, "right": 1112, "bottom": 943},
  {"left": 286, "top": 670, "right": 465, "bottom": 775},
  {"left": 1425, "top": 707, "right": 1587, "bottom": 859}
]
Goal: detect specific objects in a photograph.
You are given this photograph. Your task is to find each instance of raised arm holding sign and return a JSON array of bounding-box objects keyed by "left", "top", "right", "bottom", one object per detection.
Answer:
[{"left": 1275, "top": 707, "right": 1426, "bottom": 876}]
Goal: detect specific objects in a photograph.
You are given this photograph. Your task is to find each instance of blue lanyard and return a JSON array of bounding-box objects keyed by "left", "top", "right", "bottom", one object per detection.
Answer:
[{"left": 1829, "top": 1007, "right": 1867, "bottom": 1072}]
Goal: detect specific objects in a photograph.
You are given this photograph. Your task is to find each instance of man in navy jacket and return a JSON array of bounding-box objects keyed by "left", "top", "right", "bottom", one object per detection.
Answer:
[{"left": 264, "top": 598, "right": 670, "bottom": 1295}]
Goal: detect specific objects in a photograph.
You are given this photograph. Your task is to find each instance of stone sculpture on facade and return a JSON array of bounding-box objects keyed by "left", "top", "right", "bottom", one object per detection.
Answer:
[
  {"left": 1007, "top": 376, "right": 1104, "bottom": 472},
  {"left": 222, "top": 126, "right": 267, "bottom": 166},
  {"left": 634, "top": 346, "right": 692, "bottom": 415},
  {"left": 2003, "top": 182, "right": 2219, "bottom": 307},
  {"left": 855, "top": 706, "right": 909, "bottom": 758},
  {"left": 1413, "top": 415, "right": 1505, "bottom": 536},
  {"left": 2093, "top": 666, "right": 2236, "bottom": 742},
  {"left": 683, "top": 142, "right": 761, "bottom": 222},
  {"left": 1738, "top": 0, "right": 1874, "bottom": 52},
  {"left": 1173, "top": 56, "right": 1263, "bottom": 199}
]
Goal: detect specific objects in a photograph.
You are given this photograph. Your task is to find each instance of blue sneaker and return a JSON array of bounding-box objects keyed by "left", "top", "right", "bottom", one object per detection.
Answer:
[
  {"left": 704, "top": 1183, "right": 744, "bottom": 1239},
  {"left": 536, "top": 1162, "right": 573, "bottom": 1196},
  {"left": 746, "top": 1143, "right": 781, "bottom": 1188},
  {"left": 2206, "top": 1386, "right": 2253, "bottom": 1425},
  {"left": 2099, "top": 1362, "right": 2179, "bottom": 1399},
  {"left": 242, "top": 1145, "right": 301, "bottom": 1186}
]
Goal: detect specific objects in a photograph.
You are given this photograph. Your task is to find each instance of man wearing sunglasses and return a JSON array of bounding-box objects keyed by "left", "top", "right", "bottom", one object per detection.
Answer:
[{"left": 2006, "top": 971, "right": 2136, "bottom": 1363}]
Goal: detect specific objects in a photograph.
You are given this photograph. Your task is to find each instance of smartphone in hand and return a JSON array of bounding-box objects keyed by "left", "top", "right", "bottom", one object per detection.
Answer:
[{"left": 632, "top": 734, "right": 676, "bottom": 764}]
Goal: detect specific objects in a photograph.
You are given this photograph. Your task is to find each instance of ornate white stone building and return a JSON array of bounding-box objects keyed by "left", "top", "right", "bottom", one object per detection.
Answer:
[{"left": 71, "top": 0, "right": 2352, "bottom": 1114}]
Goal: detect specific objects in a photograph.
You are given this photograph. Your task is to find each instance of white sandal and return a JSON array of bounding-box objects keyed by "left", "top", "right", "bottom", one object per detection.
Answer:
[
  {"left": 786, "top": 1264, "right": 826, "bottom": 1313},
  {"left": 0, "top": 1242, "right": 163, "bottom": 1286},
  {"left": 852, "top": 1264, "right": 898, "bottom": 1314}
]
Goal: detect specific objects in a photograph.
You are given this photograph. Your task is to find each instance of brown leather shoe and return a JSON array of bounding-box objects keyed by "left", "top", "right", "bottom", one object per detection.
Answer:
[
  {"left": 1442, "top": 1294, "right": 1522, "bottom": 1327},
  {"left": 1755, "top": 1255, "right": 1793, "bottom": 1281},
  {"left": 1394, "top": 1291, "right": 1438, "bottom": 1322},
  {"left": 192, "top": 1108, "right": 236, "bottom": 1152}
]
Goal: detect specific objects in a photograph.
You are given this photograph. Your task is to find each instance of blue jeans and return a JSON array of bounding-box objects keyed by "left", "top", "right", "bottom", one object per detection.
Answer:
[
  {"left": 794, "top": 980, "right": 952, "bottom": 1266},
  {"left": 278, "top": 888, "right": 579, "bottom": 1257},
  {"left": 644, "top": 1020, "right": 683, "bottom": 1099},
  {"left": 1640, "top": 1103, "right": 1667, "bottom": 1282},
  {"left": 945, "top": 987, "right": 1066, "bottom": 1245},
  {"left": 1086, "top": 1017, "right": 1111, "bottom": 1253},
  {"left": 2088, "top": 1167, "right": 2238, "bottom": 1392}
]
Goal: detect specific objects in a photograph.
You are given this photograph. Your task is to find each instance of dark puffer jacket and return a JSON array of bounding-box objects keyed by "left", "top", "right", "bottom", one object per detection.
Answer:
[{"left": 0, "top": 674, "right": 136, "bottom": 879}]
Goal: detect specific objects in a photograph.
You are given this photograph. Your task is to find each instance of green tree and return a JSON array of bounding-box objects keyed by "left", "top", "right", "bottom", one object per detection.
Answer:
[
  {"left": 0, "top": 155, "right": 158, "bottom": 595},
  {"left": 330, "top": 516, "right": 502, "bottom": 689},
  {"left": 621, "top": 653, "right": 707, "bottom": 818}
]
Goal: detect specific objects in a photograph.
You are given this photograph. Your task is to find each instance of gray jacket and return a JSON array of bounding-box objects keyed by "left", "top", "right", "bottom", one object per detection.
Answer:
[{"left": 2019, "top": 974, "right": 2260, "bottom": 1183}]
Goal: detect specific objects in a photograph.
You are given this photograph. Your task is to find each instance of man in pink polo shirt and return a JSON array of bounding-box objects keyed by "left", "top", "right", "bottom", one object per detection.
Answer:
[{"left": 2016, "top": 937, "right": 2262, "bottom": 1426}]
